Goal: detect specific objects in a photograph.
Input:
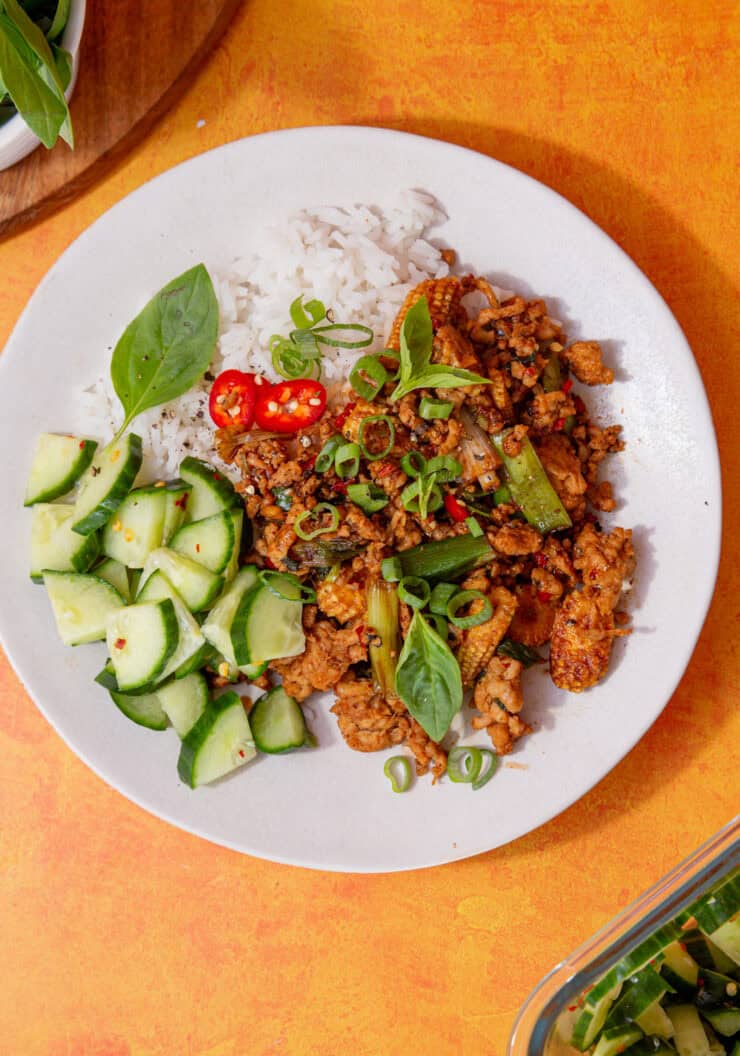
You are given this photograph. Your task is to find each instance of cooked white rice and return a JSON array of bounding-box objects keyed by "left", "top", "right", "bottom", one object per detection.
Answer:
[{"left": 78, "top": 189, "right": 451, "bottom": 480}]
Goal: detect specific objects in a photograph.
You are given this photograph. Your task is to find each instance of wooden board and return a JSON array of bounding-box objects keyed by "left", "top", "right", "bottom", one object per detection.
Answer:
[{"left": 0, "top": 0, "right": 242, "bottom": 240}]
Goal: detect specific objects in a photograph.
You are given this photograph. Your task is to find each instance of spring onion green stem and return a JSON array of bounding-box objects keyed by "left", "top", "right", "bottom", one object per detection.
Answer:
[
  {"left": 447, "top": 746, "right": 483, "bottom": 784},
  {"left": 315, "top": 435, "right": 342, "bottom": 473},
  {"left": 398, "top": 536, "right": 495, "bottom": 582},
  {"left": 465, "top": 515, "right": 483, "bottom": 538},
  {"left": 383, "top": 755, "right": 413, "bottom": 793},
  {"left": 472, "top": 749, "right": 499, "bottom": 790},
  {"left": 349, "top": 355, "right": 388, "bottom": 400},
  {"left": 419, "top": 396, "right": 454, "bottom": 420},
  {"left": 491, "top": 430, "right": 572, "bottom": 533},
  {"left": 367, "top": 580, "right": 400, "bottom": 697},
  {"left": 381, "top": 556, "right": 403, "bottom": 582},
  {"left": 258, "top": 569, "right": 316, "bottom": 604},
  {"left": 398, "top": 576, "right": 431, "bottom": 610},
  {"left": 429, "top": 582, "right": 458, "bottom": 616},
  {"left": 358, "top": 415, "right": 395, "bottom": 461},
  {"left": 294, "top": 503, "right": 339, "bottom": 540},
  {"left": 446, "top": 590, "right": 493, "bottom": 629},
  {"left": 334, "top": 442, "right": 361, "bottom": 478},
  {"left": 345, "top": 482, "right": 389, "bottom": 513}
]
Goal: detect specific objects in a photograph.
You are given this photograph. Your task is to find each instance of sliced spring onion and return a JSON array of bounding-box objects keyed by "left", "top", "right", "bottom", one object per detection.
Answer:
[
  {"left": 472, "top": 749, "right": 499, "bottom": 790},
  {"left": 399, "top": 536, "right": 495, "bottom": 582},
  {"left": 429, "top": 581, "right": 458, "bottom": 616},
  {"left": 398, "top": 576, "right": 431, "bottom": 610},
  {"left": 312, "top": 323, "right": 374, "bottom": 349},
  {"left": 384, "top": 755, "right": 413, "bottom": 793},
  {"left": 367, "top": 580, "right": 400, "bottom": 696},
  {"left": 349, "top": 355, "right": 388, "bottom": 401},
  {"left": 315, "top": 435, "right": 342, "bottom": 473},
  {"left": 425, "top": 455, "right": 462, "bottom": 482},
  {"left": 294, "top": 503, "right": 339, "bottom": 540},
  {"left": 334, "top": 442, "right": 361, "bottom": 478},
  {"left": 447, "top": 746, "right": 483, "bottom": 784},
  {"left": 290, "top": 295, "right": 326, "bottom": 329},
  {"left": 492, "top": 430, "right": 572, "bottom": 533},
  {"left": 259, "top": 569, "right": 317, "bottom": 604},
  {"left": 345, "top": 482, "right": 389, "bottom": 513},
  {"left": 446, "top": 589, "right": 493, "bottom": 629},
  {"left": 465, "top": 515, "right": 483, "bottom": 538},
  {"left": 419, "top": 396, "right": 454, "bottom": 420},
  {"left": 425, "top": 613, "right": 449, "bottom": 639},
  {"left": 400, "top": 476, "right": 443, "bottom": 520},
  {"left": 493, "top": 484, "right": 512, "bottom": 506},
  {"left": 358, "top": 415, "right": 395, "bottom": 461},
  {"left": 381, "top": 556, "right": 403, "bottom": 582},
  {"left": 270, "top": 334, "right": 321, "bottom": 380},
  {"left": 400, "top": 450, "right": 427, "bottom": 478}
]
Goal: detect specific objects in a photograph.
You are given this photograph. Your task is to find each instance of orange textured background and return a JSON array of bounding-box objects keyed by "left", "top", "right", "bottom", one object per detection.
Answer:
[{"left": 1, "top": 2, "right": 739, "bottom": 1054}]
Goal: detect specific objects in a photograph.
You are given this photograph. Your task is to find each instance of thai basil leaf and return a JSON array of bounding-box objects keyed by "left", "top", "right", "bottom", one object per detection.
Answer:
[
  {"left": 0, "top": 12, "right": 65, "bottom": 147},
  {"left": 497, "top": 638, "right": 542, "bottom": 668},
  {"left": 47, "top": 0, "right": 70, "bottom": 41},
  {"left": 395, "top": 609, "right": 462, "bottom": 741},
  {"left": 390, "top": 295, "right": 490, "bottom": 400},
  {"left": 110, "top": 265, "right": 219, "bottom": 438},
  {"left": 3, "top": 0, "right": 65, "bottom": 96}
]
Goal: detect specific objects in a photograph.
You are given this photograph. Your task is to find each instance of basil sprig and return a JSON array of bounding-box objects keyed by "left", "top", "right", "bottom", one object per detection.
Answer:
[
  {"left": 110, "top": 264, "right": 219, "bottom": 440},
  {"left": 395, "top": 609, "right": 462, "bottom": 741},
  {"left": 390, "top": 296, "right": 490, "bottom": 401},
  {"left": 0, "top": 0, "right": 73, "bottom": 148}
]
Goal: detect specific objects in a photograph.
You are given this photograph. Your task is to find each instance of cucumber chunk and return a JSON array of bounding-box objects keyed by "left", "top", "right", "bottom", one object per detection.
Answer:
[
  {"left": 108, "top": 688, "right": 168, "bottom": 730},
  {"left": 222, "top": 509, "right": 245, "bottom": 584},
  {"left": 580, "top": 923, "right": 683, "bottom": 1020},
  {"left": 139, "top": 548, "right": 224, "bottom": 612},
  {"left": 250, "top": 686, "right": 312, "bottom": 753},
  {"left": 635, "top": 1000, "right": 676, "bottom": 1038},
  {"left": 231, "top": 575, "right": 305, "bottom": 667},
  {"left": 106, "top": 599, "right": 179, "bottom": 691},
  {"left": 92, "top": 557, "right": 131, "bottom": 601},
  {"left": 94, "top": 658, "right": 168, "bottom": 697},
  {"left": 169, "top": 510, "right": 236, "bottom": 574},
  {"left": 72, "top": 433, "right": 143, "bottom": 535},
  {"left": 177, "top": 690, "right": 255, "bottom": 788},
  {"left": 572, "top": 983, "right": 622, "bottom": 1050},
  {"left": 101, "top": 487, "right": 167, "bottom": 568},
  {"left": 662, "top": 941, "right": 701, "bottom": 994},
  {"left": 24, "top": 433, "right": 97, "bottom": 505},
  {"left": 136, "top": 570, "right": 206, "bottom": 681},
  {"left": 161, "top": 481, "right": 191, "bottom": 543},
  {"left": 667, "top": 1005, "right": 712, "bottom": 1056},
  {"left": 689, "top": 873, "right": 740, "bottom": 936},
  {"left": 706, "top": 917, "right": 740, "bottom": 968},
  {"left": 30, "top": 503, "right": 100, "bottom": 581},
  {"left": 701, "top": 1007, "right": 740, "bottom": 1037},
  {"left": 606, "top": 968, "right": 673, "bottom": 1030},
  {"left": 156, "top": 672, "right": 208, "bottom": 737},
  {"left": 592, "top": 1024, "right": 643, "bottom": 1056},
  {"left": 43, "top": 570, "right": 125, "bottom": 646},
  {"left": 179, "top": 457, "right": 240, "bottom": 521},
  {"left": 200, "top": 565, "right": 260, "bottom": 668}
]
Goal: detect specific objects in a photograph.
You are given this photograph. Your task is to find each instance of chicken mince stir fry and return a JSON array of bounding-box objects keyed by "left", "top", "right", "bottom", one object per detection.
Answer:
[{"left": 214, "top": 273, "right": 635, "bottom": 782}]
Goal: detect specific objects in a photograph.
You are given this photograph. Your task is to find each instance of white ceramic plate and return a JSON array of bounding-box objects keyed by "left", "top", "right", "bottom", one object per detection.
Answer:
[{"left": 0, "top": 127, "right": 720, "bottom": 872}]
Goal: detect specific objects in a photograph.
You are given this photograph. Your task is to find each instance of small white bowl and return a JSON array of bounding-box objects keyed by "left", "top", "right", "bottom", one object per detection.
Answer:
[{"left": 0, "top": 0, "right": 87, "bottom": 172}]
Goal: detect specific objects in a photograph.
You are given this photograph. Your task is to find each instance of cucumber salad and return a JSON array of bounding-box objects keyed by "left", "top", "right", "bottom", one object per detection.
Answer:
[{"left": 554, "top": 870, "right": 739, "bottom": 1056}]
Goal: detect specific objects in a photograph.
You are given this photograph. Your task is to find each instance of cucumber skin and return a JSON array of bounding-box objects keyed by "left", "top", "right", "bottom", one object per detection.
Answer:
[
  {"left": 109, "top": 598, "right": 179, "bottom": 692},
  {"left": 169, "top": 510, "right": 236, "bottom": 575},
  {"left": 72, "top": 433, "right": 143, "bottom": 536},
  {"left": 95, "top": 662, "right": 171, "bottom": 697},
  {"left": 177, "top": 690, "right": 251, "bottom": 788},
  {"left": 179, "top": 457, "right": 241, "bottom": 521},
  {"left": 109, "top": 689, "right": 168, "bottom": 731},
  {"left": 250, "top": 686, "right": 309, "bottom": 754},
  {"left": 24, "top": 437, "right": 98, "bottom": 506},
  {"left": 29, "top": 511, "right": 100, "bottom": 581}
]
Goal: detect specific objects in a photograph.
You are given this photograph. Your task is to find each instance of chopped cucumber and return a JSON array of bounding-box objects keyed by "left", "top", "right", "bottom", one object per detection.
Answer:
[
  {"left": 136, "top": 570, "right": 206, "bottom": 681},
  {"left": 139, "top": 548, "right": 224, "bottom": 612},
  {"left": 706, "top": 916, "right": 740, "bottom": 968},
  {"left": 156, "top": 672, "right": 208, "bottom": 738},
  {"left": 92, "top": 557, "right": 131, "bottom": 601},
  {"left": 667, "top": 1004, "right": 712, "bottom": 1056},
  {"left": 108, "top": 688, "right": 168, "bottom": 730},
  {"left": 635, "top": 1000, "right": 675, "bottom": 1038},
  {"left": 94, "top": 659, "right": 167, "bottom": 697},
  {"left": 161, "top": 481, "right": 191, "bottom": 543},
  {"left": 701, "top": 1007, "right": 740, "bottom": 1036},
  {"left": 175, "top": 639, "right": 217, "bottom": 679},
  {"left": 626, "top": 1041, "right": 676, "bottom": 1055},
  {"left": 177, "top": 690, "right": 255, "bottom": 788},
  {"left": 578, "top": 923, "right": 683, "bottom": 1018},
  {"left": 101, "top": 487, "right": 167, "bottom": 568},
  {"left": 572, "top": 983, "right": 622, "bottom": 1050},
  {"left": 30, "top": 503, "right": 100, "bottom": 581},
  {"left": 24, "top": 433, "right": 97, "bottom": 505},
  {"left": 592, "top": 1024, "right": 643, "bottom": 1056},
  {"left": 200, "top": 565, "right": 260, "bottom": 668},
  {"left": 662, "top": 941, "right": 701, "bottom": 994},
  {"left": 231, "top": 574, "right": 305, "bottom": 668},
  {"left": 43, "top": 570, "right": 125, "bottom": 646},
  {"left": 72, "top": 433, "right": 143, "bottom": 535},
  {"left": 106, "top": 599, "right": 179, "bottom": 691},
  {"left": 222, "top": 508, "right": 245, "bottom": 584},
  {"left": 689, "top": 873, "right": 740, "bottom": 935},
  {"left": 179, "top": 456, "right": 240, "bottom": 521},
  {"left": 606, "top": 967, "right": 673, "bottom": 1029},
  {"left": 250, "top": 686, "right": 312, "bottom": 753},
  {"left": 696, "top": 967, "right": 739, "bottom": 1010},
  {"left": 169, "top": 510, "right": 236, "bottom": 574}
]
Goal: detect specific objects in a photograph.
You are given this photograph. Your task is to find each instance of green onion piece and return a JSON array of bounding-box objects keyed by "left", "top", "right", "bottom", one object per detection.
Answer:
[
  {"left": 465, "top": 515, "right": 483, "bottom": 538},
  {"left": 345, "top": 482, "right": 389, "bottom": 513},
  {"left": 425, "top": 613, "right": 449, "bottom": 639},
  {"left": 384, "top": 755, "right": 413, "bottom": 793},
  {"left": 289, "top": 295, "right": 326, "bottom": 329},
  {"left": 367, "top": 580, "right": 400, "bottom": 696},
  {"left": 270, "top": 335, "right": 312, "bottom": 380},
  {"left": 400, "top": 450, "right": 427, "bottom": 478},
  {"left": 447, "top": 746, "right": 483, "bottom": 784},
  {"left": 334, "top": 442, "right": 361, "bottom": 478},
  {"left": 398, "top": 576, "right": 431, "bottom": 610},
  {"left": 542, "top": 351, "right": 562, "bottom": 392},
  {"left": 563, "top": 414, "right": 576, "bottom": 435},
  {"left": 312, "top": 323, "right": 374, "bottom": 349},
  {"left": 358, "top": 415, "right": 395, "bottom": 461},
  {"left": 419, "top": 396, "right": 454, "bottom": 420},
  {"left": 381, "top": 556, "right": 403, "bottom": 582},
  {"left": 472, "top": 749, "right": 499, "bottom": 791},
  {"left": 429, "top": 581, "right": 458, "bottom": 616},
  {"left": 493, "top": 484, "right": 512, "bottom": 506},
  {"left": 349, "top": 355, "right": 388, "bottom": 401},
  {"left": 446, "top": 589, "right": 493, "bottom": 629},
  {"left": 400, "top": 477, "right": 443, "bottom": 520},
  {"left": 315, "top": 435, "right": 342, "bottom": 473},
  {"left": 425, "top": 455, "right": 462, "bottom": 481},
  {"left": 259, "top": 569, "right": 316, "bottom": 604},
  {"left": 492, "top": 431, "right": 572, "bottom": 533},
  {"left": 399, "top": 536, "right": 495, "bottom": 582},
  {"left": 294, "top": 503, "right": 340, "bottom": 540}
]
